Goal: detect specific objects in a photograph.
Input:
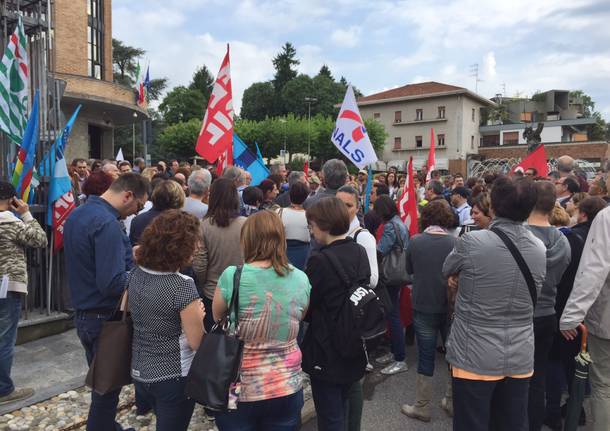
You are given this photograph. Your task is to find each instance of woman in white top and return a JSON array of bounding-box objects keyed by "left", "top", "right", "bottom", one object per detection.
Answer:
[
  {"left": 336, "top": 185, "right": 378, "bottom": 288},
  {"left": 278, "top": 181, "right": 310, "bottom": 270}
]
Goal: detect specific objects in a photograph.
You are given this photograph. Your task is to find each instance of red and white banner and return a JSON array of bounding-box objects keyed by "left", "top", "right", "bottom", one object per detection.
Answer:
[
  {"left": 398, "top": 157, "right": 419, "bottom": 237},
  {"left": 52, "top": 191, "right": 75, "bottom": 252},
  {"left": 196, "top": 45, "right": 233, "bottom": 165},
  {"left": 425, "top": 128, "right": 436, "bottom": 182}
]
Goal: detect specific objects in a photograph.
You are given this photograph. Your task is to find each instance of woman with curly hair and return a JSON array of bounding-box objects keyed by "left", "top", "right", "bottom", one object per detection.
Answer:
[
  {"left": 402, "top": 199, "right": 457, "bottom": 422},
  {"left": 129, "top": 210, "right": 205, "bottom": 430},
  {"left": 213, "top": 210, "right": 311, "bottom": 430}
]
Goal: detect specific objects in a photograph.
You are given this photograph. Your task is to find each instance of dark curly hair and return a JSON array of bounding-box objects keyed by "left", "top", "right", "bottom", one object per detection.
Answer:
[
  {"left": 420, "top": 199, "right": 455, "bottom": 230},
  {"left": 136, "top": 210, "right": 201, "bottom": 272}
]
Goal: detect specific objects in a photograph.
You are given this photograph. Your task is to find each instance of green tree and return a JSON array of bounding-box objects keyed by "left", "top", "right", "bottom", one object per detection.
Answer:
[
  {"left": 240, "top": 82, "right": 276, "bottom": 120},
  {"left": 318, "top": 64, "right": 333, "bottom": 80},
  {"left": 189, "top": 66, "right": 214, "bottom": 101},
  {"left": 272, "top": 42, "right": 299, "bottom": 92},
  {"left": 156, "top": 118, "right": 201, "bottom": 160},
  {"left": 570, "top": 90, "right": 607, "bottom": 140},
  {"left": 112, "top": 38, "right": 145, "bottom": 85},
  {"left": 158, "top": 86, "right": 205, "bottom": 125},
  {"left": 281, "top": 75, "right": 314, "bottom": 117}
]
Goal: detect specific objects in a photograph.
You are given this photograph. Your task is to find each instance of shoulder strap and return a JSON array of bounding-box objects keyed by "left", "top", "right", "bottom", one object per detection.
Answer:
[
  {"left": 320, "top": 249, "right": 352, "bottom": 287},
  {"left": 490, "top": 228, "right": 537, "bottom": 306},
  {"left": 390, "top": 221, "right": 405, "bottom": 249},
  {"left": 353, "top": 228, "right": 365, "bottom": 242},
  {"left": 227, "top": 265, "right": 243, "bottom": 327}
]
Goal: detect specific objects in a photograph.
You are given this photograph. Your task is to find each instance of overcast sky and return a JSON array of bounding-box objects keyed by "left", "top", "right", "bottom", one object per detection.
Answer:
[{"left": 113, "top": 0, "right": 610, "bottom": 119}]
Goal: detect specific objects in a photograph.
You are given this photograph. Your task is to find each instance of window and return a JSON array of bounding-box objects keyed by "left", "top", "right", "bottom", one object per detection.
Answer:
[
  {"left": 88, "top": 0, "right": 104, "bottom": 79},
  {"left": 373, "top": 112, "right": 380, "bottom": 119},
  {"left": 416, "top": 109, "right": 423, "bottom": 121},
  {"left": 437, "top": 134, "right": 445, "bottom": 147},
  {"left": 416, "top": 136, "right": 423, "bottom": 148},
  {"left": 438, "top": 106, "right": 445, "bottom": 119},
  {"left": 471, "top": 108, "right": 476, "bottom": 122},
  {"left": 394, "top": 111, "right": 402, "bottom": 123},
  {"left": 503, "top": 131, "right": 519, "bottom": 145},
  {"left": 394, "top": 137, "right": 402, "bottom": 150},
  {"left": 471, "top": 136, "right": 475, "bottom": 149}
]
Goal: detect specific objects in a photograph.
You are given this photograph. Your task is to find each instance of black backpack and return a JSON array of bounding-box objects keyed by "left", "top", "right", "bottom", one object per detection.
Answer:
[{"left": 320, "top": 248, "right": 387, "bottom": 359}]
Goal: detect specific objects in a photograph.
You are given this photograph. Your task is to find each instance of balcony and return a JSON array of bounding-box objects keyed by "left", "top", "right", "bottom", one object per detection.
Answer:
[{"left": 393, "top": 117, "right": 448, "bottom": 126}]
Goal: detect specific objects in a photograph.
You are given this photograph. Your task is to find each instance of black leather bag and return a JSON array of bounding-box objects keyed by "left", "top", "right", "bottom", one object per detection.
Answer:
[
  {"left": 85, "top": 290, "right": 133, "bottom": 395},
  {"left": 185, "top": 266, "right": 244, "bottom": 411}
]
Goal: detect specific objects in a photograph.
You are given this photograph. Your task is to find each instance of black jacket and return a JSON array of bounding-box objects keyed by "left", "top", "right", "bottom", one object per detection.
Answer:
[{"left": 302, "top": 238, "right": 370, "bottom": 384}]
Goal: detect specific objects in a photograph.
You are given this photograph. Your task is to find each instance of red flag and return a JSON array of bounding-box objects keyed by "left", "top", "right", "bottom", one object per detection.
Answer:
[
  {"left": 303, "top": 160, "right": 309, "bottom": 178},
  {"left": 216, "top": 146, "right": 233, "bottom": 177},
  {"left": 511, "top": 145, "right": 549, "bottom": 177},
  {"left": 195, "top": 45, "right": 233, "bottom": 164},
  {"left": 398, "top": 157, "right": 419, "bottom": 236},
  {"left": 52, "top": 191, "right": 76, "bottom": 252},
  {"left": 425, "top": 128, "right": 436, "bottom": 182}
]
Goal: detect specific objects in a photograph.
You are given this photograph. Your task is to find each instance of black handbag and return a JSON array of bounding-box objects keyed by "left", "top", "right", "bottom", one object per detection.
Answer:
[
  {"left": 185, "top": 265, "right": 244, "bottom": 410},
  {"left": 85, "top": 290, "right": 133, "bottom": 395}
]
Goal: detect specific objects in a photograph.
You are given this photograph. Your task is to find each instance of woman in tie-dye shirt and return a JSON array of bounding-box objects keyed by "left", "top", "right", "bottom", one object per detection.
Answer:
[{"left": 213, "top": 210, "right": 311, "bottom": 431}]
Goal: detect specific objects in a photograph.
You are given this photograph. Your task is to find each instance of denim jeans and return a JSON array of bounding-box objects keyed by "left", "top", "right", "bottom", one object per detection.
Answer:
[
  {"left": 412, "top": 310, "right": 447, "bottom": 376},
  {"left": 215, "top": 389, "right": 303, "bottom": 431},
  {"left": 453, "top": 376, "right": 530, "bottom": 431},
  {"left": 386, "top": 285, "right": 405, "bottom": 362},
  {"left": 310, "top": 378, "right": 351, "bottom": 431},
  {"left": 346, "top": 379, "right": 363, "bottom": 431},
  {"left": 528, "top": 314, "right": 557, "bottom": 431},
  {"left": 74, "top": 311, "right": 126, "bottom": 431},
  {"left": 133, "top": 378, "right": 195, "bottom": 431},
  {"left": 0, "top": 293, "right": 21, "bottom": 397}
]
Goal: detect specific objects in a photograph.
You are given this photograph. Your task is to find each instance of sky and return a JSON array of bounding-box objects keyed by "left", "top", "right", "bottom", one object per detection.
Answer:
[{"left": 113, "top": 0, "right": 610, "bottom": 120}]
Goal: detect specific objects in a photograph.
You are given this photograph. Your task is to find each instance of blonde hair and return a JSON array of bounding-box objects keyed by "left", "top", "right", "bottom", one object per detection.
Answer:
[
  {"left": 240, "top": 210, "right": 291, "bottom": 276},
  {"left": 141, "top": 167, "right": 157, "bottom": 181},
  {"left": 549, "top": 203, "right": 570, "bottom": 227},
  {"left": 151, "top": 179, "right": 185, "bottom": 210}
]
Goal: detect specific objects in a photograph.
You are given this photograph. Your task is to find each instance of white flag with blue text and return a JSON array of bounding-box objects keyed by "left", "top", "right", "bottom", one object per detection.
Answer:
[{"left": 331, "top": 85, "right": 378, "bottom": 169}]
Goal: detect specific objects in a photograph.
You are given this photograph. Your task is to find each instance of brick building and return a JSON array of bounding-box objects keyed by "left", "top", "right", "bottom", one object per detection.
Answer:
[
  {"left": 53, "top": 0, "right": 147, "bottom": 162},
  {"left": 357, "top": 81, "right": 495, "bottom": 174}
]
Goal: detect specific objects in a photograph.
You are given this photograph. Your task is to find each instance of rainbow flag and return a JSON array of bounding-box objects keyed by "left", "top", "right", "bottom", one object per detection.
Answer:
[{"left": 11, "top": 89, "right": 40, "bottom": 202}]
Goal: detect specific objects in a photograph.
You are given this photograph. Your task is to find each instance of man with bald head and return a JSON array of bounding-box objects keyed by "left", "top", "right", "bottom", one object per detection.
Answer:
[
  {"left": 557, "top": 154, "right": 588, "bottom": 192},
  {"left": 102, "top": 163, "right": 120, "bottom": 180}
]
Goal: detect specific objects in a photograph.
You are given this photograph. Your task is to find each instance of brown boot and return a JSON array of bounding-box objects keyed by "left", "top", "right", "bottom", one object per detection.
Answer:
[{"left": 401, "top": 374, "right": 432, "bottom": 422}]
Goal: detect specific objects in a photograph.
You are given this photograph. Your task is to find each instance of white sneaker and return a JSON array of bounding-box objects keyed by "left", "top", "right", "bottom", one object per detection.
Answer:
[
  {"left": 365, "top": 362, "right": 374, "bottom": 372},
  {"left": 375, "top": 352, "right": 394, "bottom": 365},
  {"left": 380, "top": 361, "right": 408, "bottom": 375}
]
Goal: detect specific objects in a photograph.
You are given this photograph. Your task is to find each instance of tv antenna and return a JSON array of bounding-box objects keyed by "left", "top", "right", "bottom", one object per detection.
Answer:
[{"left": 469, "top": 63, "right": 483, "bottom": 93}]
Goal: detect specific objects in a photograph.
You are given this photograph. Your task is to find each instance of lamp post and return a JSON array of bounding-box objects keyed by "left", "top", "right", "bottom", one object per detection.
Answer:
[
  {"left": 304, "top": 97, "right": 317, "bottom": 160},
  {"left": 132, "top": 111, "right": 138, "bottom": 161},
  {"left": 279, "top": 118, "right": 287, "bottom": 164}
]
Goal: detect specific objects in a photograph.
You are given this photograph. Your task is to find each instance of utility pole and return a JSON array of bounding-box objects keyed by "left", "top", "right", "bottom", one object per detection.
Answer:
[
  {"left": 304, "top": 97, "right": 317, "bottom": 160},
  {"left": 469, "top": 64, "right": 483, "bottom": 93}
]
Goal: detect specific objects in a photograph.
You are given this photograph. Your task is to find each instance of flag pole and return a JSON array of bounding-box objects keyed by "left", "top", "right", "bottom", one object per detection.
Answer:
[{"left": 364, "top": 165, "right": 373, "bottom": 214}]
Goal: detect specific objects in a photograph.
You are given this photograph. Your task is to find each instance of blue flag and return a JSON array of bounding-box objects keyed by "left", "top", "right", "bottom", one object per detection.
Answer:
[
  {"left": 234, "top": 135, "right": 269, "bottom": 186},
  {"left": 43, "top": 106, "right": 82, "bottom": 225},
  {"left": 255, "top": 141, "right": 264, "bottom": 163},
  {"left": 12, "top": 90, "right": 40, "bottom": 201}
]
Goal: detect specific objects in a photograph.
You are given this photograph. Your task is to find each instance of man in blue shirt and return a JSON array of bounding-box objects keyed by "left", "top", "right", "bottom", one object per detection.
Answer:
[
  {"left": 64, "top": 173, "right": 148, "bottom": 431},
  {"left": 451, "top": 187, "right": 473, "bottom": 226}
]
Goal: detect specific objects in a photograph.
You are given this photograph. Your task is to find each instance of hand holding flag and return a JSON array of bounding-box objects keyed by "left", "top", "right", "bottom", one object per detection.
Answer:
[{"left": 398, "top": 157, "right": 419, "bottom": 237}]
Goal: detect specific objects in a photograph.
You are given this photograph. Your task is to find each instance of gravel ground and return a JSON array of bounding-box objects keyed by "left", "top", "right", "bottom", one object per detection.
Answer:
[{"left": 0, "top": 376, "right": 313, "bottom": 431}]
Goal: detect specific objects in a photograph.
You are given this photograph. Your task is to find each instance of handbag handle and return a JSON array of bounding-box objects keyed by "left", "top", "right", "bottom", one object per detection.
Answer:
[{"left": 225, "top": 265, "right": 243, "bottom": 331}]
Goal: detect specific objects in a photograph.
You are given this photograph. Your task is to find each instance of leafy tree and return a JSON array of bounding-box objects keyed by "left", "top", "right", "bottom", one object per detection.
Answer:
[
  {"left": 112, "top": 38, "right": 145, "bottom": 85},
  {"left": 158, "top": 86, "right": 205, "bottom": 125},
  {"left": 272, "top": 42, "right": 299, "bottom": 92},
  {"left": 190, "top": 66, "right": 214, "bottom": 101},
  {"left": 312, "top": 72, "right": 344, "bottom": 117},
  {"left": 318, "top": 65, "right": 333, "bottom": 80},
  {"left": 240, "top": 82, "right": 276, "bottom": 120},
  {"left": 147, "top": 78, "right": 168, "bottom": 102},
  {"left": 570, "top": 90, "right": 607, "bottom": 140},
  {"left": 156, "top": 118, "right": 201, "bottom": 160},
  {"left": 281, "top": 75, "right": 314, "bottom": 117}
]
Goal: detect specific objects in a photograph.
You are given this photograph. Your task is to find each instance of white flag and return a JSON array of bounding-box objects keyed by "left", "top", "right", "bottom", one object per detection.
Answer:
[
  {"left": 115, "top": 148, "right": 124, "bottom": 161},
  {"left": 331, "top": 85, "right": 378, "bottom": 169}
]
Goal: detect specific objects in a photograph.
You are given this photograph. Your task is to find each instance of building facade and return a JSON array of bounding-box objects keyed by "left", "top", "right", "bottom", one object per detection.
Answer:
[
  {"left": 52, "top": 0, "right": 146, "bottom": 162},
  {"left": 479, "top": 90, "right": 609, "bottom": 167},
  {"left": 357, "top": 82, "right": 495, "bottom": 174}
]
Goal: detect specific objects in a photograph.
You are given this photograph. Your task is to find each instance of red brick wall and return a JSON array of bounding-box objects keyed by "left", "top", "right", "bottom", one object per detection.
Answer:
[{"left": 478, "top": 142, "right": 610, "bottom": 162}]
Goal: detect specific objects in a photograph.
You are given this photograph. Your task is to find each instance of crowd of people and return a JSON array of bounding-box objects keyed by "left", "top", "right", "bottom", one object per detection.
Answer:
[{"left": 0, "top": 152, "right": 609, "bottom": 431}]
